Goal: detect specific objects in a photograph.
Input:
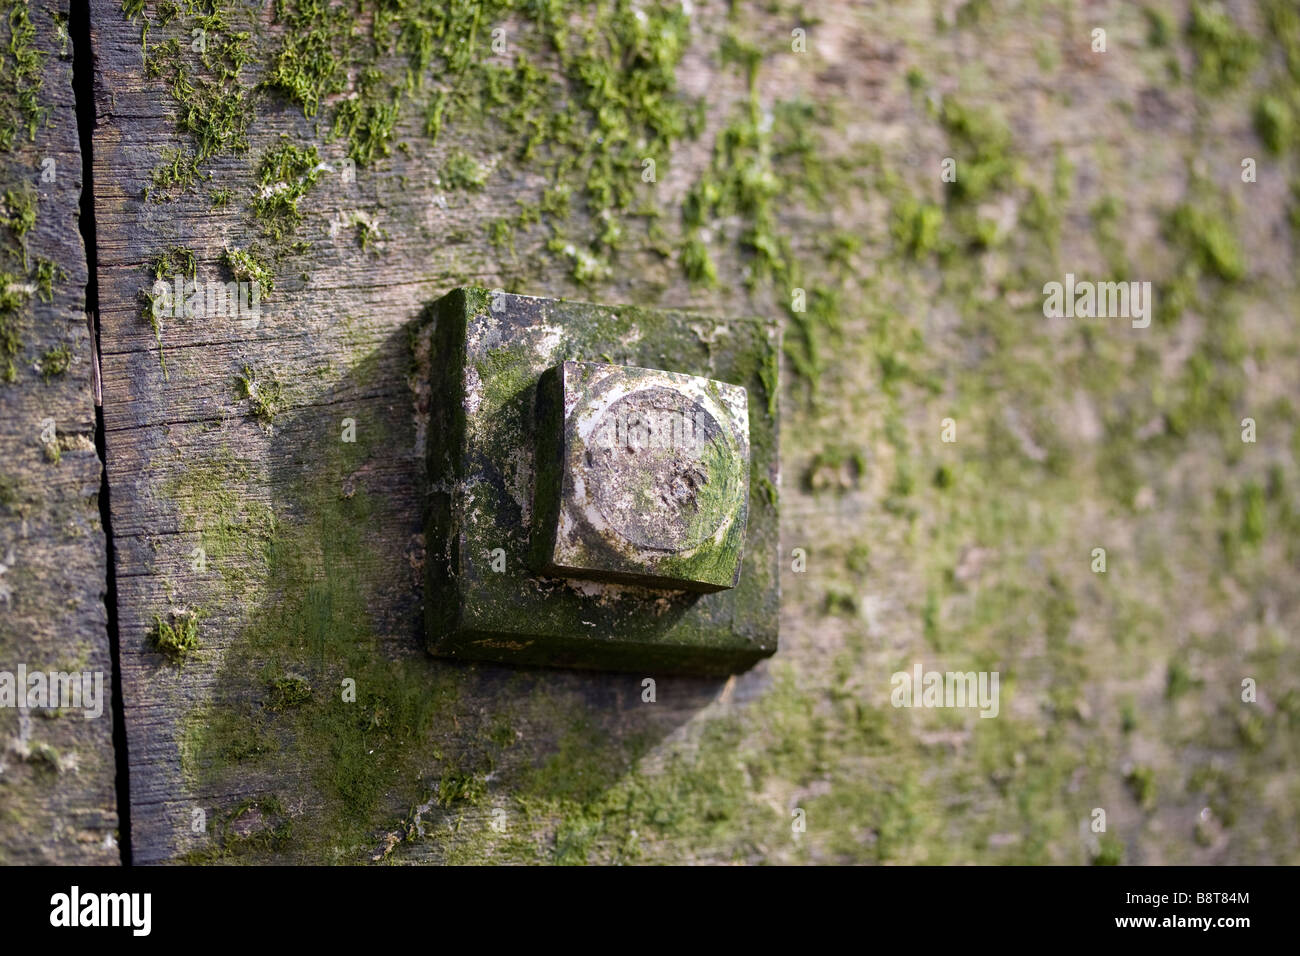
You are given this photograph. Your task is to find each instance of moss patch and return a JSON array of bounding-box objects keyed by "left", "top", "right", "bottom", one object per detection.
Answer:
[{"left": 150, "top": 609, "right": 202, "bottom": 664}]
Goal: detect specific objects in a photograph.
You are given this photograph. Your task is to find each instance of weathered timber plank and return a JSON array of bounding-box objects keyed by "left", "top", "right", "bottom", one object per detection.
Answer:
[
  {"left": 91, "top": 0, "right": 1300, "bottom": 866},
  {"left": 0, "top": 0, "right": 118, "bottom": 864},
  {"left": 90, "top": 0, "right": 772, "bottom": 864}
]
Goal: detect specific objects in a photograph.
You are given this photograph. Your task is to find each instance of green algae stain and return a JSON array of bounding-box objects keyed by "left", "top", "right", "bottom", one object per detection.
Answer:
[
  {"left": 166, "top": 448, "right": 276, "bottom": 589},
  {"left": 172, "top": 392, "right": 474, "bottom": 860}
]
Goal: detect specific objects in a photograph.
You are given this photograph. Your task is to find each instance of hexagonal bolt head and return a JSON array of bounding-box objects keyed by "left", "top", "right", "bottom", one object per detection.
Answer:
[{"left": 531, "top": 361, "right": 750, "bottom": 592}]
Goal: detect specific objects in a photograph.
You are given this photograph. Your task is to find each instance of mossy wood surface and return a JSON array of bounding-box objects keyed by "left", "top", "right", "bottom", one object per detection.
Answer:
[
  {"left": 65, "top": 0, "right": 1300, "bottom": 864},
  {"left": 0, "top": 0, "right": 118, "bottom": 864}
]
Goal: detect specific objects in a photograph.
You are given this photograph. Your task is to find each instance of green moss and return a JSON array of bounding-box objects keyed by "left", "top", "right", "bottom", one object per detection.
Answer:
[
  {"left": 1190, "top": 0, "right": 1258, "bottom": 93},
  {"left": 262, "top": 1, "right": 346, "bottom": 118},
  {"left": 1239, "top": 480, "right": 1266, "bottom": 546},
  {"left": 1263, "top": 0, "right": 1300, "bottom": 81},
  {"left": 1010, "top": 147, "right": 1071, "bottom": 262},
  {"left": 167, "top": 449, "right": 276, "bottom": 589},
  {"left": 150, "top": 609, "right": 202, "bottom": 664},
  {"left": 1092, "top": 835, "right": 1124, "bottom": 865},
  {"left": 680, "top": 236, "right": 716, "bottom": 285},
  {"left": 938, "top": 97, "right": 1015, "bottom": 204},
  {"left": 32, "top": 258, "right": 65, "bottom": 303},
  {"left": 438, "top": 769, "right": 485, "bottom": 808},
  {"left": 487, "top": 217, "right": 513, "bottom": 251},
  {"left": 23, "top": 742, "right": 62, "bottom": 775},
  {"left": 332, "top": 69, "right": 400, "bottom": 167},
  {"left": 258, "top": 0, "right": 704, "bottom": 284},
  {"left": 1253, "top": 94, "right": 1292, "bottom": 154},
  {"left": 144, "top": 147, "right": 205, "bottom": 202},
  {"left": 2, "top": 186, "right": 36, "bottom": 269},
  {"left": 0, "top": 472, "right": 18, "bottom": 509},
  {"left": 1166, "top": 660, "right": 1200, "bottom": 699},
  {"left": 128, "top": 0, "right": 257, "bottom": 197},
  {"left": 182, "top": 797, "right": 293, "bottom": 862},
  {"left": 803, "top": 446, "right": 866, "bottom": 493},
  {"left": 1236, "top": 709, "right": 1267, "bottom": 750},
  {"left": 148, "top": 245, "right": 197, "bottom": 282},
  {"left": 353, "top": 216, "right": 385, "bottom": 253},
  {"left": 1090, "top": 195, "right": 1130, "bottom": 276},
  {"left": 252, "top": 141, "right": 322, "bottom": 241},
  {"left": 953, "top": 0, "right": 993, "bottom": 30},
  {"left": 1164, "top": 202, "right": 1245, "bottom": 283},
  {"left": 824, "top": 589, "right": 857, "bottom": 616},
  {"left": 0, "top": 270, "right": 28, "bottom": 383},
  {"left": 783, "top": 282, "right": 846, "bottom": 395},
  {"left": 1125, "top": 765, "right": 1157, "bottom": 810},
  {"left": 136, "top": 246, "right": 198, "bottom": 376},
  {"left": 175, "top": 69, "right": 255, "bottom": 162},
  {"left": 547, "top": 238, "right": 611, "bottom": 286},
  {"left": 1186, "top": 1, "right": 1258, "bottom": 93},
  {"left": 38, "top": 344, "right": 71, "bottom": 382},
  {"left": 266, "top": 674, "right": 312, "bottom": 712},
  {"left": 221, "top": 245, "right": 274, "bottom": 297},
  {"left": 1143, "top": 5, "right": 1174, "bottom": 47},
  {"left": 234, "top": 364, "right": 284, "bottom": 426},
  {"left": 681, "top": 99, "right": 785, "bottom": 286},
  {"left": 441, "top": 150, "right": 488, "bottom": 191},
  {"left": 175, "top": 417, "right": 468, "bottom": 856},
  {"left": 0, "top": 1, "right": 45, "bottom": 148},
  {"left": 891, "top": 198, "right": 944, "bottom": 258}
]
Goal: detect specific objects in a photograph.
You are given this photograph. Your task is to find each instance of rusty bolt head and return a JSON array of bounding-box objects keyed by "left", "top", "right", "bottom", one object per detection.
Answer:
[{"left": 531, "top": 361, "right": 750, "bottom": 592}]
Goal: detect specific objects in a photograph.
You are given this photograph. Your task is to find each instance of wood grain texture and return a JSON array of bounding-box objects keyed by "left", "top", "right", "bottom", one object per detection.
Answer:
[
  {"left": 0, "top": 0, "right": 118, "bottom": 865},
  {"left": 89, "top": 0, "right": 781, "bottom": 864},
  {"left": 90, "top": 0, "right": 1300, "bottom": 865}
]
